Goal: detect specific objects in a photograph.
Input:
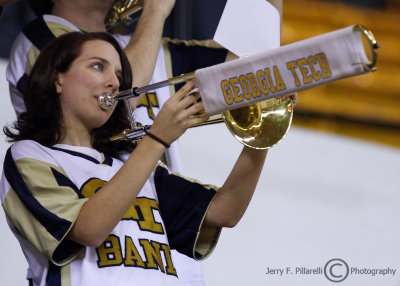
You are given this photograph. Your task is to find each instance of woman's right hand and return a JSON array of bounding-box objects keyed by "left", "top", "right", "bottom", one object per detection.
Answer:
[{"left": 149, "top": 80, "right": 209, "bottom": 146}]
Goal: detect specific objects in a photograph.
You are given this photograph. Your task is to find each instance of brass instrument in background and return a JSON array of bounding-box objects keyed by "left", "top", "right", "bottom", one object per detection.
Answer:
[
  {"left": 105, "top": 0, "right": 144, "bottom": 31},
  {"left": 99, "top": 72, "right": 293, "bottom": 149}
]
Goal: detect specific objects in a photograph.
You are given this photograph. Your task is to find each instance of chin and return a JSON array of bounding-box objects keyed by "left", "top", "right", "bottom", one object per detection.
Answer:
[{"left": 91, "top": 113, "right": 113, "bottom": 129}]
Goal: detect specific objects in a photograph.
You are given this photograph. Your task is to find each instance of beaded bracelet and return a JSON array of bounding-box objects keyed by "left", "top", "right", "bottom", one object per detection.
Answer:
[{"left": 145, "top": 131, "right": 170, "bottom": 148}]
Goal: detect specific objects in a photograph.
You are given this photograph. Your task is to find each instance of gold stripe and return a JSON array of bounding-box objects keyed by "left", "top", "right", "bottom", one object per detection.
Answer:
[
  {"left": 25, "top": 21, "right": 77, "bottom": 76},
  {"left": 193, "top": 193, "right": 221, "bottom": 260},
  {"left": 161, "top": 39, "right": 176, "bottom": 96},
  {"left": 5, "top": 158, "right": 87, "bottom": 265},
  {"left": 46, "top": 21, "right": 77, "bottom": 37},
  {"left": 3, "top": 189, "right": 62, "bottom": 263},
  {"left": 61, "top": 264, "right": 72, "bottom": 286},
  {"left": 163, "top": 38, "right": 225, "bottom": 49},
  {"left": 26, "top": 45, "right": 41, "bottom": 75}
]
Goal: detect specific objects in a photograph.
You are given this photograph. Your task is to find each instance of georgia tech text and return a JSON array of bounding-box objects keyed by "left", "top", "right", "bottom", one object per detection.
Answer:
[{"left": 220, "top": 52, "right": 332, "bottom": 105}]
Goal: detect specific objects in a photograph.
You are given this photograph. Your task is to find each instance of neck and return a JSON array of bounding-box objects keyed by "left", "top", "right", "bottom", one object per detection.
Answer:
[
  {"left": 59, "top": 133, "right": 93, "bottom": 148},
  {"left": 59, "top": 122, "right": 93, "bottom": 149},
  {"left": 52, "top": 1, "right": 108, "bottom": 32}
]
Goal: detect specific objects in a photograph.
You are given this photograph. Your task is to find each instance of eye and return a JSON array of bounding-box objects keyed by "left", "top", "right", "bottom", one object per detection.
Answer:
[{"left": 91, "top": 62, "right": 104, "bottom": 71}]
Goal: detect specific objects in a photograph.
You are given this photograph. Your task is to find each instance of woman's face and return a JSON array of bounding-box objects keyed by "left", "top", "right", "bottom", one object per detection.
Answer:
[{"left": 56, "top": 39, "right": 122, "bottom": 133}]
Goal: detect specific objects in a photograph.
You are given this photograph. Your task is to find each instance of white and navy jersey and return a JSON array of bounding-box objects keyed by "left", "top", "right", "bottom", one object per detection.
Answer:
[
  {"left": 0, "top": 140, "right": 220, "bottom": 286},
  {"left": 6, "top": 15, "right": 228, "bottom": 173},
  {"left": 5, "top": 15, "right": 227, "bottom": 286}
]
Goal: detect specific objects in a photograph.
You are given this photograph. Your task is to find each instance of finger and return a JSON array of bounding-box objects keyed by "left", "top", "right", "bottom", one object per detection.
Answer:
[
  {"left": 280, "top": 93, "right": 293, "bottom": 100},
  {"left": 185, "top": 113, "right": 210, "bottom": 128},
  {"left": 180, "top": 101, "right": 206, "bottom": 119},
  {"left": 177, "top": 93, "right": 201, "bottom": 111},
  {"left": 172, "top": 80, "right": 196, "bottom": 102}
]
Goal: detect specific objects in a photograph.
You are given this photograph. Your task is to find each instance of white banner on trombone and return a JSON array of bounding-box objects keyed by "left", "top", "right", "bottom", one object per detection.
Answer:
[{"left": 195, "top": 25, "right": 371, "bottom": 116}]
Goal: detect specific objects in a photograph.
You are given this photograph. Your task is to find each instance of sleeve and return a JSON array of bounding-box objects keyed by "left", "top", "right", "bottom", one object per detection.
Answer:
[
  {"left": 162, "top": 38, "right": 229, "bottom": 91},
  {"left": 7, "top": 16, "right": 77, "bottom": 117},
  {"left": 153, "top": 163, "right": 221, "bottom": 261},
  {"left": 1, "top": 142, "right": 87, "bottom": 266}
]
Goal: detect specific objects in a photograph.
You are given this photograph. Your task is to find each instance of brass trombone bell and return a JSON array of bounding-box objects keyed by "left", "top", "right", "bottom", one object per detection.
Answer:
[
  {"left": 105, "top": 0, "right": 144, "bottom": 31},
  {"left": 223, "top": 98, "right": 293, "bottom": 149},
  {"left": 101, "top": 72, "right": 293, "bottom": 149}
]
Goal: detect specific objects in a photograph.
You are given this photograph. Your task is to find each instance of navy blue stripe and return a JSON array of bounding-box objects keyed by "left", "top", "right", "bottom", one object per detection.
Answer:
[
  {"left": 16, "top": 17, "right": 55, "bottom": 96},
  {"left": 52, "top": 238, "right": 83, "bottom": 266},
  {"left": 154, "top": 165, "right": 217, "bottom": 257},
  {"left": 23, "top": 17, "right": 56, "bottom": 51},
  {"left": 3, "top": 148, "right": 71, "bottom": 241},
  {"left": 51, "top": 167, "right": 83, "bottom": 199},
  {"left": 16, "top": 73, "right": 29, "bottom": 95},
  {"left": 49, "top": 146, "right": 113, "bottom": 166},
  {"left": 46, "top": 262, "right": 61, "bottom": 286},
  {"left": 103, "top": 153, "right": 113, "bottom": 166},
  {"left": 168, "top": 41, "right": 228, "bottom": 90}
]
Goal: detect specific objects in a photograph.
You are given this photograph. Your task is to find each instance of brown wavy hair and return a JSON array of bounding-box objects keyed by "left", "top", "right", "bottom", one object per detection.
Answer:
[{"left": 4, "top": 32, "right": 135, "bottom": 158}]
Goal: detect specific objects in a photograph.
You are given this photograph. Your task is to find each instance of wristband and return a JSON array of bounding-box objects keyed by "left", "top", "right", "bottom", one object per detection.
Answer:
[{"left": 145, "top": 131, "right": 170, "bottom": 148}]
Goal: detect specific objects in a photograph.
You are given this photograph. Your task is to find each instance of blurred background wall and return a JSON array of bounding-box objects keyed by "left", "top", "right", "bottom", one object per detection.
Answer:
[{"left": 0, "top": 1, "right": 400, "bottom": 285}]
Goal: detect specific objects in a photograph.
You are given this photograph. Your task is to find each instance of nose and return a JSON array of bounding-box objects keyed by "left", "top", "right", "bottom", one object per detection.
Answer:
[{"left": 106, "top": 71, "right": 120, "bottom": 92}]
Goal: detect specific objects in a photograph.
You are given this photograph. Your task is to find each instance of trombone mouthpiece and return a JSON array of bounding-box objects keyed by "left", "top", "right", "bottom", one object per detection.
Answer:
[{"left": 98, "top": 91, "right": 116, "bottom": 110}]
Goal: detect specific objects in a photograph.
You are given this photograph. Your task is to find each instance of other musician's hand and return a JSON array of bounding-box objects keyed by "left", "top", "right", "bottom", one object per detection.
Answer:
[
  {"left": 281, "top": 92, "right": 298, "bottom": 107},
  {"left": 143, "top": 0, "right": 176, "bottom": 21}
]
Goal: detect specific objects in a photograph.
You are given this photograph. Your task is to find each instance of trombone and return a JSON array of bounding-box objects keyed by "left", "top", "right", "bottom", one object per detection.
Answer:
[
  {"left": 103, "top": 1, "right": 293, "bottom": 149},
  {"left": 100, "top": 72, "right": 294, "bottom": 149}
]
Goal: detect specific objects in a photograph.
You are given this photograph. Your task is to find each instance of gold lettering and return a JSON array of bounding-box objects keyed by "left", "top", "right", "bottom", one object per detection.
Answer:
[
  {"left": 247, "top": 73, "right": 261, "bottom": 98},
  {"left": 264, "top": 68, "right": 276, "bottom": 93},
  {"left": 297, "top": 58, "right": 312, "bottom": 84},
  {"left": 140, "top": 239, "right": 165, "bottom": 273},
  {"left": 286, "top": 61, "right": 301, "bottom": 86},
  {"left": 229, "top": 77, "right": 243, "bottom": 103},
  {"left": 123, "top": 198, "right": 164, "bottom": 234},
  {"left": 161, "top": 244, "right": 178, "bottom": 276},
  {"left": 221, "top": 80, "right": 233, "bottom": 105},
  {"left": 273, "top": 66, "right": 287, "bottom": 91},
  {"left": 316, "top": 52, "right": 332, "bottom": 78},
  {"left": 96, "top": 235, "right": 123, "bottom": 267},
  {"left": 137, "top": 92, "right": 159, "bottom": 120},
  {"left": 308, "top": 55, "right": 321, "bottom": 80},
  {"left": 96, "top": 235, "right": 177, "bottom": 276},
  {"left": 124, "top": 236, "right": 146, "bottom": 268},
  {"left": 256, "top": 70, "right": 270, "bottom": 95},
  {"left": 81, "top": 178, "right": 106, "bottom": 198},
  {"left": 239, "top": 75, "right": 251, "bottom": 100}
]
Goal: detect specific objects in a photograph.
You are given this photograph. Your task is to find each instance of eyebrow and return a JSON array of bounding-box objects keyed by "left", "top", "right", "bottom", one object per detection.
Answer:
[{"left": 88, "top": 56, "right": 108, "bottom": 63}]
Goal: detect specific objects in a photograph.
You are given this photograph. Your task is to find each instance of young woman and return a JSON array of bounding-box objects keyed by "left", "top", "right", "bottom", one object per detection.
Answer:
[{"left": 0, "top": 32, "right": 268, "bottom": 286}]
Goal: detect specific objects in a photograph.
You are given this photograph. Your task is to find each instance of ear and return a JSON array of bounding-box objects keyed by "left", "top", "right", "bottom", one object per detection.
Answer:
[{"left": 55, "top": 73, "right": 63, "bottom": 94}]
